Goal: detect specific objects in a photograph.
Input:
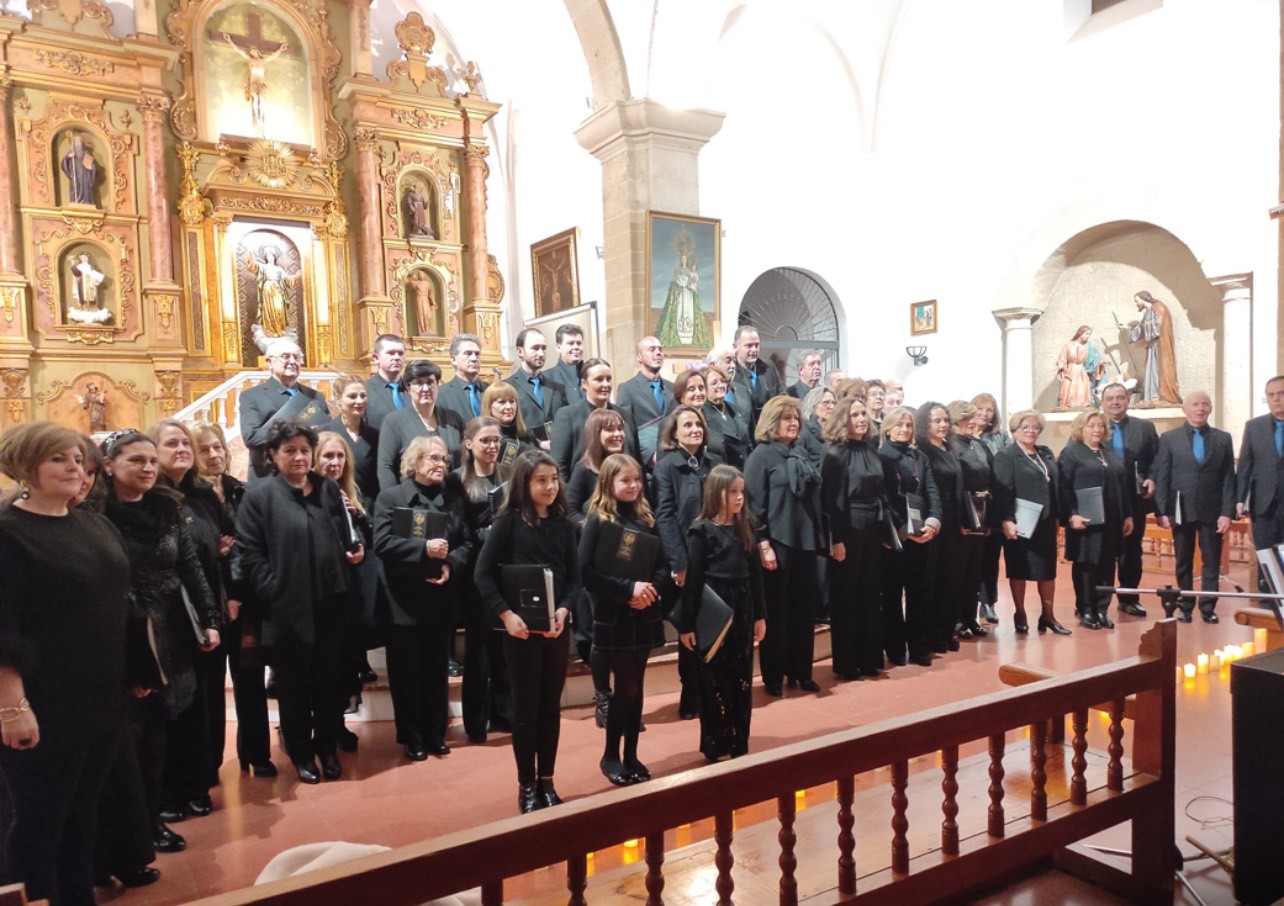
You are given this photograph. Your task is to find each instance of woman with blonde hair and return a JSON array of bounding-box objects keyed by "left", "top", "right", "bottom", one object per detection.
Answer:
[
  {"left": 325, "top": 374, "right": 380, "bottom": 507},
  {"left": 482, "top": 381, "right": 533, "bottom": 453},
  {"left": 947, "top": 400, "right": 992, "bottom": 638},
  {"left": 971, "top": 391, "right": 1008, "bottom": 624}
]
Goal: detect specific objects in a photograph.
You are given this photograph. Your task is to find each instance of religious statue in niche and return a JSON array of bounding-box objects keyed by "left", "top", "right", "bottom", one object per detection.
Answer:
[
  {"left": 1054, "top": 325, "right": 1105, "bottom": 409},
  {"left": 246, "top": 246, "right": 301, "bottom": 350},
  {"left": 403, "top": 183, "right": 435, "bottom": 239},
  {"left": 655, "top": 226, "right": 712, "bottom": 348},
  {"left": 67, "top": 253, "right": 112, "bottom": 324},
  {"left": 77, "top": 383, "right": 108, "bottom": 434},
  {"left": 1125, "top": 290, "right": 1181, "bottom": 406},
  {"left": 61, "top": 133, "right": 98, "bottom": 207},
  {"left": 223, "top": 32, "right": 286, "bottom": 137},
  {"left": 407, "top": 270, "right": 437, "bottom": 335}
]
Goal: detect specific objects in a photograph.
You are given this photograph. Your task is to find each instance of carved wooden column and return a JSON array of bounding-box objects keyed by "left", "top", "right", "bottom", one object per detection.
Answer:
[
  {"left": 462, "top": 142, "right": 490, "bottom": 307},
  {"left": 0, "top": 64, "right": 33, "bottom": 423},
  {"left": 352, "top": 127, "right": 392, "bottom": 353},
  {"left": 0, "top": 72, "right": 21, "bottom": 278}
]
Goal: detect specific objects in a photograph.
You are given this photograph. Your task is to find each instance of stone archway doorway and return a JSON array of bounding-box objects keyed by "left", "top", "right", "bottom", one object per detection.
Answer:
[{"left": 737, "top": 267, "right": 842, "bottom": 385}]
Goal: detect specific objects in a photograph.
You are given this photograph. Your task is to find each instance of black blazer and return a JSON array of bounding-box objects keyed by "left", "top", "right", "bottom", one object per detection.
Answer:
[
  {"left": 878, "top": 441, "right": 943, "bottom": 533},
  {"left": 325, "top": 416, "right": 381, "bottom": 508},
  {"left": 616, "top": 371, "right": 675, "bottom": 428},
  {"left": 731, "top": 358, "right": 784, "bottom": 424},
  {"left": 544, "top": 360, "right": 583, "bottom": 402},
  {"left": 364, "top": 374, "right": 402, "bottom": 429},
  {"left": 653, "top": 447, "right": 720, "bottom": 573},
  {"left": 921, "top": 443, "right": 964, "bottom": 530},
  {"left": 376, "top": 406, "right": 468, "bottom": 492},
  {"left": 1237, "top": 414, "right": 1283, "bottom": 516},
  {"left": 787, "top": 380, "right": 817, "bottom": 400},
  {"left": 239, "top": 378, "right": 329, "bottom": 480},
  {"left": 1057, "top": 441, "right": 1128, "bottom": 565},
  {"left": 701, "top": 400, "right": 749, "bottom": 470},
  {"left": 437, "top": 375, "right": 489, "bottom": 423},
  {"left": 550, "top": 401, "right": 638, "bottom": 480},
  {"left": 991, "top": 443, "right": 1059, "bottom": 528},
  {"left": 504, "top": 368, "right": 568, "bottom": 437},
  {"left": 745, "top": 440, "right": 823, "bottom": 551},
  {"left": 1154, "top": 423, "right": 1236, "bottom": 524},
  {"left": 1107, "top": 414, "right": 1160, "bottom": 516},
  {"left": 372, "top": 476, "right": 472, "bottom": 627}
]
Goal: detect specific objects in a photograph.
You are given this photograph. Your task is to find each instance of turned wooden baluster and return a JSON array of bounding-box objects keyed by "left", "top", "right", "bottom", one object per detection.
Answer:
[
  {"left": 645, "top": 832, "right": 665, "bottom": 906},
  {"left": 1107, "top": 697, "right": 1125, "bottom": 792},
  {"left": 836, "top": 776, "right": 856, "bottom": 896},
  {"left": 941, "top": 744, "right": 959, "bottom": 856},
  {"left": 1030, "top": 720, "right": 1048, "bottom": 822},
  {"left": 891, "top": 760, "right": 909, "bottom": 876},
  {"left": 481, "top": 879, "right": 503, "bottom": 906},
  {"left": 1070, "top": 708, "right": 1089, "bottom": 806},
  {"left": 987, "top": 733, "right": 1006, "bottom": 838},
  {"left": 778, "top": 794, "right": 798, "bottom": 905},
  {"left": 715, "top": 811, "right": 735, "bottom": 906},
  {"left": 567, "top": 853, "right": 587, "bottom": 906}
]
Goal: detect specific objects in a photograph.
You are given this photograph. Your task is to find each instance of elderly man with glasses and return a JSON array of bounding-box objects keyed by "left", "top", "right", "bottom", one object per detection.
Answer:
[{"left": 239, "top": 338, "right": 331, "bottom": 481}]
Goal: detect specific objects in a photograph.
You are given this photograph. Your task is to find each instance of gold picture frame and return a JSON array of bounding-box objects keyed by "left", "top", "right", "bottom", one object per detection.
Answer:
[
  {"left": 910, "top": 299, "right": 937, "bottom": 336},
  {"left": 530, "top": 227, "right": 580, "bottom": 317},
  {"left": 646, "top": 211, "right": 720, "bottom": 351}
]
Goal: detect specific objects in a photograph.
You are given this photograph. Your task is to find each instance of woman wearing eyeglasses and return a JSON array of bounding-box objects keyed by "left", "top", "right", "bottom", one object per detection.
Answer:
[{"left": 376, "top": 360, "right": 467, "bottom": 492}]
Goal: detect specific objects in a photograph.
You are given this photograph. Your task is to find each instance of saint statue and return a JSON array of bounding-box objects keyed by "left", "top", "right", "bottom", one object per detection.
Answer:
[
  {"left": 245, "top": 245, "right": 300, "bottom": 338},
  {"left": 67, "top": 253, "right": 111, "bottom": 324},
  {"left": 77, "top": 383, "right": 107, "bottom": 434},
  {"left": 1127, "top": 290, "right": 1181, "bottom": 405},
  {"left": 655, "top": 229, "right": 712, "bottom": 348},
  {"left": 223, "top": 34, "right": 286, "bottom": 136},
  {"left": 1054, "top": 325, "right": 1104, "bottom": 409},
  {"left": 61, "top": 133, "right": 98, "bottom": 207},
  {"left": 404, "top": 184, "right": 435, "bottom": 239},
  {"left": 408, "top": 271, "right": 437, "bottom": 335}
]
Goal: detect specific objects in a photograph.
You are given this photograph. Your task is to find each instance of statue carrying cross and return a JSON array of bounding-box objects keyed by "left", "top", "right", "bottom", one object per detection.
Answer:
[{"left": 218, "top": 13, "right": 289, "bottom": 136}]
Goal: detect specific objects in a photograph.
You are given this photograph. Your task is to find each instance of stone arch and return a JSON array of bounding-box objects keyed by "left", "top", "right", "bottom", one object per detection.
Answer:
[
  {"left": 737, "top": 267, "right": 843, "bottom": 385},
  {"left": 562, "top": 0, "right": 631, "bottom": 108}
]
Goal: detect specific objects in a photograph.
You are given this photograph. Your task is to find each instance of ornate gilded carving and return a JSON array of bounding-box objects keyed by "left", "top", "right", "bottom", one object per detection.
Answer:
[
  {"left": 64, "top": 327, "right": 114, "bottom": 345},
  {"left": 154, "top": 293, "right": 177, "bottom": 331},
  {"left": 320, "top": 162, "right": 348, "bottom": 239},
  {"left": 244, "top": 139, "right": 300, "bottom": 190},
  {"left": 34, "top": 50, "right": 114, "bottom": 77},
  {"left": 354, "top": 127, "right": 380, "bottom": 152},
  {"left": 33, "top": 222, "right": 137, "bottom": 336},
  {"left": 391, "top": 108, "right": 448, "bottom": 131},
  {"left": 1, "top": 369, "right": 28, "bottom": 424},
  {"left": 461, "top": 62, "right": 482, "bottom": 95},
  {"left": 0, "top": 286, "right": 20, "bottom": 325},
  {"left": 476, "top": 310, "right": 497, "bottom": 344},
  {"left": 61, "top": 210, "right": 106, "bottom": 235},
  {"left": 386, "top": 12, "right": 448, "bottom": 92},
  {"left": 155, "top": 371, "right": 182, "bottom": 414},
  {"left": 28, "top": 0, "right": 114, "bottom": 32},
  {"left": 25, "top": 101, "right": 136, "bottom": 214},
  {"left": 176, "top": 142, "right": 212, "bottom": 226},
  {"left": 380, "top": 150, "right": 453, "bottom": 239},
  {"left": 221, "top": 320, "right": 240, "bottom": 362},
  {"left": 486, "top": 254, "right": 504, "bottom": 304},
  {"left": 314, "top": 323, "right": 331, "bottom": 366},
  {"left": 136, "top": 93, "right": 171, "bottom": 124},
  {"left": 218, "top": 196, "right": 326, "bottom": 217}
]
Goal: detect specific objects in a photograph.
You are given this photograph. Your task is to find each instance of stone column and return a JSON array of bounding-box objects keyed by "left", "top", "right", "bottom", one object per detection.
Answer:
[
  {"left": 137, "top": 93, "right": 175, "bottom": 283},
  {"left": 993, "top": 307, "right": 1042, "bottom": 417},
  {"left": 352, "top": 127, "right": 391, "bottom": 353},
  {"left": 575, "top": 100, "right": 724, "bottom": 370},
  {"left": 1211, "top": 273, "right": 1253, "bottom": 438},
  {"left": 461, "top": 143, "right": 490, "bottom": 309}
]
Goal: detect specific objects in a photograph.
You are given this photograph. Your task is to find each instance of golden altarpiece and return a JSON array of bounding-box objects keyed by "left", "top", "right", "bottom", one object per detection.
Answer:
[{"left": 0, "top": 0, "right": 504, "bottom": 433}]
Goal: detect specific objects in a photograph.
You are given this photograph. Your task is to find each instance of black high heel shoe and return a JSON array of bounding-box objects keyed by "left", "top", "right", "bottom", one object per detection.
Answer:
[
  {"left": 1038, "top": 616, "right": 1072, "bottom": 636},
  {"left": 240, "top": 759, "right": 278, "bottom": 777},
  {"left": 538, "top": 778, "right": 563, "bottom": 808},
  {"left": 1013, "top": 614, "right": 1030, "bottom": 634}
]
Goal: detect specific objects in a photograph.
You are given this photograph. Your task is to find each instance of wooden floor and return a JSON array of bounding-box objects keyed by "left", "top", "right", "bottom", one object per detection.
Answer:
[{"left": 103, "top": 555, "right": 1247, "bottom": 906}]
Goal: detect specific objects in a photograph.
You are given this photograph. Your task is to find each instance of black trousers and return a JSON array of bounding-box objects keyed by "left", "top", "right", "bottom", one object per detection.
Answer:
[
  {"left": 980, "top": 531, "right": 1004, "bottom": 607},
  {"left": 932, "top": 528, "right": 963, "bottom": 642},
  {"left": 501, "top": 630, "right": 570, "bottom": 784},
  {"left": 1251, "top": 500, "right": 1284, "bottom": 593},
  {"left": 882, "top": 539, "right": 937, "bottom": 660},
  {"left": 1072, "top": 560, "right": 1116, "bottom": 617},
  {"left": 760, "top": 543, "right": 818, "bottom": 686},
  {"left": 271, "top": 604, "right": 346, "bottom": 764},
  {"left": 225, "top": 620, "right": 271, "bottom": 766},
  {"left": 1172, "top": 521, "right": 1223, "bottom": 615},
  {"left": 1, "top": 724, "right": 121, "bottom": 906},
  {"left": 386, "top": 621, "right": 450, "bottom": 748},
  {"left": 829, "top": 527, "right": 884, "bottom": 676},
  {"left": 128, "top": 693, "right": 168, "bottom": 819},
  {"left": 194, "top": 645, "right": 228, "bottom": 786},
  {"left": 94, "top": 720, "right": 154, "bottom": 877},
  {"left": 161, "top": 692, "right": 210, "bottom": 810},
  {"left": 460, "top": 589, "right": 512, "bottom": 739},
  {"left": 1116, "top": 500, "right": 1150, "bottom": 606},
  {"left": 954, "top": 532, "right": 987, "bottom": 628}
]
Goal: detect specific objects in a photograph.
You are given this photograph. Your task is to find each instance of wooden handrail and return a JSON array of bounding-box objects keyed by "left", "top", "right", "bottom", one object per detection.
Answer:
[{"left": 181, "top": 620, "right": 1176, "bottom": 906}]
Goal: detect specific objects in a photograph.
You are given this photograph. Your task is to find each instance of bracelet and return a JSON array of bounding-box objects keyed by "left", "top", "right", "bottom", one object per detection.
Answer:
[{"left": 0, "top": 698, "right": 30, "bottom": 721}]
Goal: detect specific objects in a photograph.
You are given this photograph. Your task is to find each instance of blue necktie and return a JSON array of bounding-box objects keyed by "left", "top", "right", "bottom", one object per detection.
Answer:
[
  {"left": 390, "top": 382, "right": 405, "bottom": 409},
  {"left": 1275, "top": 420, "right": 1283, "bottom": 457},
  {"left": 1112, "top": 421, "right": 1124, "bottom": 458},
  {"left": 750, "top": 370, "right": 759, "bottom": 391},
  {"left": 725, "top": 387, "right": 736, "bottom": 406},
  {"left": 284, "top": 387, "right": 297, "bottom": 398},
  {"left": 651, "top": 380, "right": 664, "bottom": 412},
  {"left": 530, "top": 377, "right": 544, "bottom": 407},
  {"left": 467, "top": 383, "right": 480, "bottom": 417},
  {"left": 1192, "top": 428, "right": 1205, "bottom": 465}
]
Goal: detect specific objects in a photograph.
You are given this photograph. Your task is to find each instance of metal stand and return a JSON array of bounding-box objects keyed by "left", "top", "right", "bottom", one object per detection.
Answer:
[{"left": 1084, "top": 841, "right": 1230, "bottom": 906}]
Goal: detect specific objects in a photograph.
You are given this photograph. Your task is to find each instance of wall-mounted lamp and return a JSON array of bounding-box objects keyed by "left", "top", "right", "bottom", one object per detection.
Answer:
[
  {"left": 906, "top": 345, "right": 928, "bottom": 366},
  {"left": 595, "top": 245, "right": 604, "bottom": 260}
]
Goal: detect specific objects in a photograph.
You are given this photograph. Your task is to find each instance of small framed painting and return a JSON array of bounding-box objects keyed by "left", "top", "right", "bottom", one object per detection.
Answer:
[
  {"left": 647, "top": 211, "right": 720, "bottom": 351},
  {"left": 530, "top": 228, "right": 580, "bottom": 317},
  {"left": 910, "top": 300, "right": 937, "bottom": 336}
]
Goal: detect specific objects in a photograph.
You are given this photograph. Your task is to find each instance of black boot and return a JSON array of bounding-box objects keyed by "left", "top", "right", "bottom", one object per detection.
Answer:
[
  {"left": 518, "top": 782, "right": 541, "bottom": 814},
  {"left": 593, "top": 690, "right": 611, "bottom": 730}
]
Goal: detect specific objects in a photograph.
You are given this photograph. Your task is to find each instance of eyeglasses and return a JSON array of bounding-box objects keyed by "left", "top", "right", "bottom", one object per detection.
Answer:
[
  {"left": 477, "top": 438, "right": 503, "bottom": 446},
  {"left": 421, "top": 455, "right": 449, "bottom": 465},
  {"left": 408, "top": 380, "right": 437, "bottom": 390},
  {"left": 273, "top": 353, "right": 304, "bottom": 362},
  {"left": 1018, "top": 424, "right": 1042, "bottom": 434}
]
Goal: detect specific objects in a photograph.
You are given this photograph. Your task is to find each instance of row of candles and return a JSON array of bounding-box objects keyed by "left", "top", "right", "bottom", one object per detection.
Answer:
[{"left": 1179, "top": 628, "right": 1269, "bottom": 679}]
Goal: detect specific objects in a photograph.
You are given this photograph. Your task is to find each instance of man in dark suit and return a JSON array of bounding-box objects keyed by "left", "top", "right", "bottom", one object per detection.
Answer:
[
  {"left": 1237, "top": 375, "right": 1284, "bottom": 592},
  {"left": 239, "top": 338, "right": 330, "bottom": 481},
  {"left": 731, "top": 325, "right": 783, "bottom": 429},
  {"left": 363, "top": 333, "right": 406, "bottom": 428},
  {"left": 504, "top": 327, "right": 567, "bottom": 447},
  {"left": 544, "top": 323, "right": 585, "bottom": 403},
  {"left": 787, "top": 350, "right": 823, "bottom": 400},
  {"left": 437, "top": 333, "right": 488, "bottom": 422},
  {"left": 1101, "top": 381, "right": 1160, "bottom": 616},
  {"left": 615, "top": 335, "right": 673, "bottom": 431},
  {"left": 1154, "top": 390, "right": 1237, "bottom": 622}
]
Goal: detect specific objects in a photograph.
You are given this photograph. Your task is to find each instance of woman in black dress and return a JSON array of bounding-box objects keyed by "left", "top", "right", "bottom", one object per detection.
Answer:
[
  {"left": 377, "top": 360, "right": 467, "bottom": 490},
  {"left": 326, "top": 374, "right": 380, "bottom": 508},
  {"left": 474, "top": 450, "right": 579, "bottom": 813},
  {"left": 972, "top": 392, "right": 1009, "bottom": 625},
  {"left": 878, "top": 407, "right": 943, "bottom": 667},
  {"left": 744, "top": 395, "right": 824, "bottom": 695},
  {"left": 373, "top": 435, "right": 471, "bottom": 760},
  {"left": 1058, "top": 410, "right": 1133, "bottom": 629},
  {"left": 947, "top": 401, "right": 992, "bottom": 639},
  {"left": 236, "top": 421, "right": 365, "bottom": 783},
  {"left": 0, "top": 422, "right": 132, "bottom": 904},
  {"left": 679, "top": 465, "right": 766, "bottom": 762},
  {"left": 915, "top": 402, "right": 965, "bottom": 654},
  {"left": 992, "top": 410, "right": 1069, "bottom": 635},
  {"left": 550, "top": 358, "right": 637, "bottom": 481},
  {"left": 821, "top": 395, "right": 891, "bottom": 680},
  {"left": 579, "top": 454, "right": 665, "bottom": 785},
  {"left": 701, "top": 364, "right": 748, "bottom": 469}
]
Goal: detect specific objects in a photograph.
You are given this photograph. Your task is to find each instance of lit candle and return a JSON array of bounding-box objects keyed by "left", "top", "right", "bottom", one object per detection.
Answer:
[
  {"left": 1243, "top": 642, "right": 1256, "bottom": 658},
  {"left": 1184, "top": 663, "right": 1197, "bottom": 679},
  {"left": 1176, "top": 666, "right": 1184, "bottom": 682},
  {"left": 1255, "top": 628, "right": 1268, "bottom": 651},
  {"left": 1227, "top": 645, "right": 1241, "bottom": 661},
  {"left": 623, "top": 838, "right": 639, "bottom": 849},
  {"left": 796, "top": 789, "right": 807, "bottom": 800},
  {"left": 1197, "top": 653, "right": 1209, "bottom": 674},
  {"left": 1211, "top": 650, "right": 1222, "bottom": 670}
]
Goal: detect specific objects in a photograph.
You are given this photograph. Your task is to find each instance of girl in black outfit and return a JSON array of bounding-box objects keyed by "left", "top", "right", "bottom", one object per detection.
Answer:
[
  {"left": 579, "top": 454, "right": 666, "bottom": 786},
  {"left": 0, "top": 423, "right": 133, "bottom": 904},
  {"left": 745, "top": 396, "right": 824, "bottom": 695},
  {"left": 947, "top": 401, "right": 993, "bottom": 639},
  {"left": 373, "top": 435, "right": 471, "bottom": 761},
  {"left": 878, "top": 407, "right": 943, "bottom": 667},
  {"left": 474, "top": 450, "right": 579, "bottom": 814},
  {"left": 992, "top": 410, "right": 1069, "bottom": 635},
  {"left": 236, "top": 421, "right": 365, "bottom": 784},
  {"left": 820, "top": 395, "right": 892, "bottom": 680},
  {"left": 456, "top": 417, "right": 513, "bottom": 743},
  {"left": 701, "top": 364, "right": 749, "bottom": 469},
  {"left": 915, "top": 402, "right": 965, "bottom": 654},
  {"left": 1058, "top": 410, "right": 1133, "bottom": 629},
  {"left": 679, "top": 465, "right": 766, "bottom": 761}
]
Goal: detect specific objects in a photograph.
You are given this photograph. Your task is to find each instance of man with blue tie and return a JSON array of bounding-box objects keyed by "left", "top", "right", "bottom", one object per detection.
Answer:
[
  {"left": 616, "top": 336, "right": 674, "bottom": 430},
  {"left": 1236, "top": 376, "right": 1284, "bottom": 592},
  {"left": 1101, "top": 382, "right": 1159, "bottom": 617},
  {"left": 363, "top": 334, "right": 407, "bottom": 429},
  {"left": 1154, "top": 390, "right": 1237, "bottom": 622},
  {"left": 730, "top": 325, "right": 784, "bottom": 431},
  {"left": 239, "top": 338, "right": 330, "bottom": 481},
  {"left": 504, "top": 327, "right": 566, "bottom": 448},
  {"left": 437, "top": 333, "right": 489, "bottom": 422}
]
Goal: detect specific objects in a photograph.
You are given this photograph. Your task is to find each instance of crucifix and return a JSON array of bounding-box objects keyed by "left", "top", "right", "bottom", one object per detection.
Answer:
[{"left": 214, "top": 13, "right": 292, "bottom": 136}]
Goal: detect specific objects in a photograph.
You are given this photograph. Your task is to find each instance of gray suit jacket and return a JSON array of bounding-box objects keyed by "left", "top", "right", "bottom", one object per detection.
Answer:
[
  {"left": 239, "top": 378, "right": 329, "bottom": 481},
  {"left": 364, "top": 374, "right": 402, "bottom": 429},
  {"left": 549, "top": 401, "right": 638, "bottom": 479},
  {"left": 1237, "top": 414, "right": 1283, "bottom": 516},
  {"left": 615, "top": 371, "right": 674, "bottom": 429},
  {"left": 437, "top": 375, "right": 489, "bottom": 423},
  {"left": 544, "top": 360, "right": 583, "bottom": 402},
  {"left": 503, "top": 368, "right": 568, "bottom": 440},
  {"left": 1154, "top": 423, "right": 1236, "bottom": 524}
]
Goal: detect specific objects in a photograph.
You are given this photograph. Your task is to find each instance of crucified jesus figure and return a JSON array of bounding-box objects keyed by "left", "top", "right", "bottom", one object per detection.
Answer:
[{"left": 223, "top": 33, "right": 286, "bottom": 135}]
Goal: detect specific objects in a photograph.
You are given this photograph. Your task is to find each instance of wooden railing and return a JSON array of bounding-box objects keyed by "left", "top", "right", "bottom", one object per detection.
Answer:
[{"left": 174, "top": 620, "right": 1175, "bottom": 906}]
